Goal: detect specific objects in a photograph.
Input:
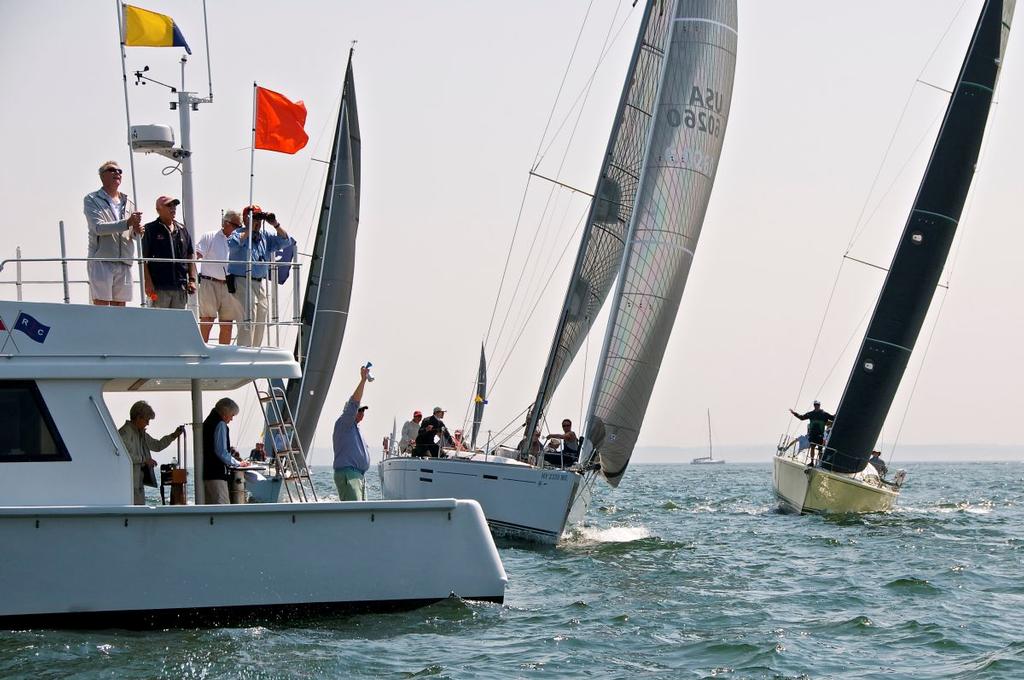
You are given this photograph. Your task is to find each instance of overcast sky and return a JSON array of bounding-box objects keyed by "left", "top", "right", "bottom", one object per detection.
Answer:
[{"left": 1, "top": 0, "right": 1021, "bottom": 464}]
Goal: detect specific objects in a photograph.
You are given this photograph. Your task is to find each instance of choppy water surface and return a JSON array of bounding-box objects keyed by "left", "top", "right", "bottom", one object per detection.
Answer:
[{"left": 1, "top": 462, "right": 1021, "bottom": 679}]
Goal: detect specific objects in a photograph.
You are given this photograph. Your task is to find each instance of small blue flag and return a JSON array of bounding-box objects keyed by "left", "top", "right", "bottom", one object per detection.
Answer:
[{"left": 15, "top": 312, "right": 50, "bottom": 343}]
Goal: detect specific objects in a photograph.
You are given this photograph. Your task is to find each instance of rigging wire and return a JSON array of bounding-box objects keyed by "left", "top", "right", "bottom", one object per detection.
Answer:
[
  {"left": 481, "top": 3, "right": 599, "bottom": 355},
  {"left": 785, "top": 0, "right": 972, "bottom": 441},
  {"left": 490, "top": 2, "right": 622, "bottom": 369},
  {"left": 844, "top": 0, "right": 969, "bottom": 253}
]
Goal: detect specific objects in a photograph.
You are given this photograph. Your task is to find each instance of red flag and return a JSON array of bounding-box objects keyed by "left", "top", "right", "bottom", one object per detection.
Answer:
[{"left": 254, "top": 86, "right": 309, "bottom": 154}]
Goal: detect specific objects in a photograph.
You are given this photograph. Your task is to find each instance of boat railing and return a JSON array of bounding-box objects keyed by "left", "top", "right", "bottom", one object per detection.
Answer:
[{"left": 1, "top": 237, "right": 305, "bottom": 352}]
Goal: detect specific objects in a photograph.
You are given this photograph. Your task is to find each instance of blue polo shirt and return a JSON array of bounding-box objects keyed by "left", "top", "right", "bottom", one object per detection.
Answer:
[
  {"left": 332, "top": 399, "right": 369, "bottom": 473},
  {"left": 226, "top": 228, "right": 291, "bottom": 279}
]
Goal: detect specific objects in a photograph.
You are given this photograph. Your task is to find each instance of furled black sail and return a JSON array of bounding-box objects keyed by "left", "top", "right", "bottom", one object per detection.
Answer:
[
  {"left": 824, "top": 0, "right": 1014, "bottom": 473},
  {"left": 285, "top": 50, "right": 361, "bottom": 451}
]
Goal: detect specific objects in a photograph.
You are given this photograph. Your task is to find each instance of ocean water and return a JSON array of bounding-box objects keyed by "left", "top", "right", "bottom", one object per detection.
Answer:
[{"left": 1, "top": 462, "right": 1021, "bottom": 679}]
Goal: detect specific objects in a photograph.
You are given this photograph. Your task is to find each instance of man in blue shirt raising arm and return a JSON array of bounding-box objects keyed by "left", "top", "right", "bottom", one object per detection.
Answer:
[{"left": 333, "top": 366, "right": 372, "bottom": 501}]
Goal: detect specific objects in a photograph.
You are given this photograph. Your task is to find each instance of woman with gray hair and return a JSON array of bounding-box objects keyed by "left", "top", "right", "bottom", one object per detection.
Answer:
[
  {"left": 201, "top": 397, "right": 248, "bottom": 503},
  {"left": 117, "top": 400, "right": 184, "bottom": 505}
]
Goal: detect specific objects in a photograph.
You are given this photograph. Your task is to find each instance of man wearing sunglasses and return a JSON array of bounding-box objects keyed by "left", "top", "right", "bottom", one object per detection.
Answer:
[{"left": 83, "top": 161, "right": 144, "bottom": 305}]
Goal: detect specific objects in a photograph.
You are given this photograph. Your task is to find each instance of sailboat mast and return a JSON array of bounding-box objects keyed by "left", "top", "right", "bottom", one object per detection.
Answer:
[
  {"left": 707, "top": 409, "right": 713, "bottom": 461},
  {"left": 522, "top": 1, "right": 658, "bottom": 451}
]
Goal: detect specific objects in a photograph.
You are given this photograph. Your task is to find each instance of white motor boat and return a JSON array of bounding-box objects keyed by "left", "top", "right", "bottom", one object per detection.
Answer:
[{"left": 0, "top": 300, "right": 506, "bottom": 627}]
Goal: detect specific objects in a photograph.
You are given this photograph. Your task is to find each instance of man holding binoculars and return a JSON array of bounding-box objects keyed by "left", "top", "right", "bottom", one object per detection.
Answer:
[{"left": 226, "top": 204, "right": 291, "bottom": 347}]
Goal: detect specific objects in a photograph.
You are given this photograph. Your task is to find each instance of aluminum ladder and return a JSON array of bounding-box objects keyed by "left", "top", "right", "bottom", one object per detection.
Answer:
[{"left": 254, "top": 379, "right": 318, "bottom": 502}]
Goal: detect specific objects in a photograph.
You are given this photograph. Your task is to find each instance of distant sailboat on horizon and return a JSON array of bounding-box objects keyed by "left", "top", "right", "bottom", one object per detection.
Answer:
[{"left": 691, "top": 409, "right": 724, "bottom": 465}]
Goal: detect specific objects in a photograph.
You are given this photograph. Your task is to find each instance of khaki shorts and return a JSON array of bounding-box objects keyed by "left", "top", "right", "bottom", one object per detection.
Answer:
[
  {"left": 88, "top": 260, "right": 133, "bottom": 302},
  {"left": 199, "top": 277, "right": 242, "bottom": 320}
]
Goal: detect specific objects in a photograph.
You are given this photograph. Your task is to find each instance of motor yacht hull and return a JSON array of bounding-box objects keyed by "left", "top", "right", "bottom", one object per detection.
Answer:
[
  {"left": 772, "top": 453, "right": 898, "bottom": 514},
  {"left": 379, "top": 455, "right": 584, "bottom": 544},
  {"left": 0, "top": 499, "right": 506, "bottom": 628}
]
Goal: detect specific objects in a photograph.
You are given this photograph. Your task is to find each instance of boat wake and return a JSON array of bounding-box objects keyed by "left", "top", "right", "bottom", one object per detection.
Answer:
[{"left": 566, "top": 525, "right": 652, "bottom": 544}]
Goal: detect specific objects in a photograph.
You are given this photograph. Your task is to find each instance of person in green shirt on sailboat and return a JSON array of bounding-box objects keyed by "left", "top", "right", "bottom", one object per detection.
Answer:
[{"left": 789, "top": 400, "right": 834, "bottom": 465}]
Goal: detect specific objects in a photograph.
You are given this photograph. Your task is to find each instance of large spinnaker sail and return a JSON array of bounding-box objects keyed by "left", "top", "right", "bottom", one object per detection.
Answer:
[
  {"left": 585, "top": 0, "right": 738, "bottom": 487},
  {"left": 285, "top": 51, "right": 362, "bottom": 451},
  {"left": 824, "top": 0, "right": 1014, "bottom": 474},
  {"left": 524, "top": 2, "right": 675, "bottom": 441}
]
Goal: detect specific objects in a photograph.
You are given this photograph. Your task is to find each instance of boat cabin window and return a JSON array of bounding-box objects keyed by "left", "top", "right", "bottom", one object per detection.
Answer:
[{"left": 0, "top": 381, "right": 71, "bottom": 462}]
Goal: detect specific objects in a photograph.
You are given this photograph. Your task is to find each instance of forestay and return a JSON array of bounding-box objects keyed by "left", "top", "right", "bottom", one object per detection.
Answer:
[
  {"left": 525, "top": 2, "right": 675, "bottom": 440},
  {"left": 285, "top": 50, "right": 362, "bottom": 451},
  {"left": 585, "top": 0, "right": 738, "bottom": 486},
  {"left": 824, "top": 0, "right": 1015, "bottom": 473}
]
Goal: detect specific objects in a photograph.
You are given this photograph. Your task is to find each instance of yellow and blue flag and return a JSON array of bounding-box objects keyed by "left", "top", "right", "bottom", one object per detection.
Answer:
[{"left": 123, "top": 5, "right": 191, "bottom": 54}]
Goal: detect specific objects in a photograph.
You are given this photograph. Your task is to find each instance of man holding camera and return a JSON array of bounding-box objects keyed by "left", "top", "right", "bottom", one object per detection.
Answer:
[
  {"left": 226, "top": 205, "right": 290, "bottom": 346},
  {"left": 84, "top": 160, "right": 144, "bottom": 305}
]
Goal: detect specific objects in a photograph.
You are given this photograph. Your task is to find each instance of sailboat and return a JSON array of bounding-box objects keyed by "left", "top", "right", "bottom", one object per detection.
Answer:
[
  {"left": 691, "top": 409, "right": 724, "bottom": 464},
  {"left": 773, "top": 0, "right": 1015, "bottom": 514},
  {"left": 381, "top": 0, "right": 738, "bottom": 543}
]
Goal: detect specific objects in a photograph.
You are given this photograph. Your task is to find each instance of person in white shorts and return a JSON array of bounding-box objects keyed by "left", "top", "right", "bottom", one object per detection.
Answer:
[
  {"left": 83, "top": 161, "right": 144, "bottom": 305},
  {"left": 196, "top": 211, "right": 244, "bottom": 343}
]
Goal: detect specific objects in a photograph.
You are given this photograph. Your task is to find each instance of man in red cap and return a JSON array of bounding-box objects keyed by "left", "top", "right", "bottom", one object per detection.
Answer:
[
  {"left": 142, "top": 196, "right": 196, "bottom": 309},
  {"left": 399, "top": 410, "right": 422, "bottom": 453}
]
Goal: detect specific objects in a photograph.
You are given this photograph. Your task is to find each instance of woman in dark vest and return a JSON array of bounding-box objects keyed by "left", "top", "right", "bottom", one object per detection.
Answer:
[{"left": 202, "top": 397, "right": 243, "bottom": 504}]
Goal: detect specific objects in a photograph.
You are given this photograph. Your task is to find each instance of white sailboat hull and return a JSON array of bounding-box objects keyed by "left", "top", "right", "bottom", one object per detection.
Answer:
[
  {"left": 379, "top": 455, "right": 585, "bottom": 544},
  {"left": 772, "top": 451, "right": 899, "bottom": 514},
  {"left": 0, "top": 499, "right": 506, "bottom": 627}
]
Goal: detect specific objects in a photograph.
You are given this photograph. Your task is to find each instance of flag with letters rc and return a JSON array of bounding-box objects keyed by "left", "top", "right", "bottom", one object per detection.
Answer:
[
  {"left": 14, "top": 312, "right": 50, "bottom": 343},
  {"left": 254, "top": 86, "right": 309, "bottom": 154}
]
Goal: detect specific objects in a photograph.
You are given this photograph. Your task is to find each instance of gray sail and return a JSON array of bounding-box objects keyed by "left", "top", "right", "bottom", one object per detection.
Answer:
[
  {"left": 524, "top": 2, "right": 675, "bottom": 443},
  {"left": 823, "top": 0, "right": 1014, "bottom": 473},
  {"left": 470, "top": 344, "right": 487, "bottom": 450},
  {"left": 285, "top": 51, "right": 361, "bottom": 451},
  {"left": 584, "top": 0, "right": 737, "bottom": 487}
]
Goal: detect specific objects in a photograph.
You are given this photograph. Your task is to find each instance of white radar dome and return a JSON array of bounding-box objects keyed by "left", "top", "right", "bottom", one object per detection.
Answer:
[{"left": 130, "top": 124, "right": 175, "bottom": 151}]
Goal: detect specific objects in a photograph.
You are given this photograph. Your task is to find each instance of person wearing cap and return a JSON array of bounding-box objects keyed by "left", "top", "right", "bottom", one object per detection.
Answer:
[
  {"left": 332, "top": 366, "right": 372, "bottom": 500},
  {"left": 414, "top": 407, "right": 455, "bottom": 458},
  {"left": 399, "top": 410, "right": 422, "bottom": 453},
  {"left": 117, "top": 400, "right": 184, "bottom": 505},
  {"left": 789, "top": 400, "right": 835, "bottom": 465},
  {"left": 195, "top": 211, "right": 244, "bottom": 343},
  {"left": 867, "top": 450, "right": 888, "bottom": 478},
  {"left": 142, "top": 196, "right": 196, "bottom": 309},
  {"left": 226, "top": 205, "right": 291, "bottom": 347},
  {"left": 84, "top": 160, "right": 144, "bottom": 306}
]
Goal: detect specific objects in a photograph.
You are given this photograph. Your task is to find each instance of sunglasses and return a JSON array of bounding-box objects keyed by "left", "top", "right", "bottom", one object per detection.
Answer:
[{"left": 102, "top": 168, "right": 123, "bottom": 175}]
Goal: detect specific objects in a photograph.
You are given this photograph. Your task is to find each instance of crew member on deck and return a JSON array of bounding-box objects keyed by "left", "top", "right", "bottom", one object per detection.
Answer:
[
  {"left": 415, "top": 407, "right": 454, "bottom": 458},
  {"left": 400, "top": 410, "right": 422, "bottom": 453},
  {"left": 868, "top": 450, "right": 889, "bottom": 478},
  {"left": 545, "top": 419, "right": 580, "bottom": 464},
  {"left": 789, "top": 400, "right": 834, "bottom": 465},
  {"left": 118, "top": 400, "right": 184, "bottom": 505},
  {"left": 202, "top": 397, "right": 247, "bottom": 504}
]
